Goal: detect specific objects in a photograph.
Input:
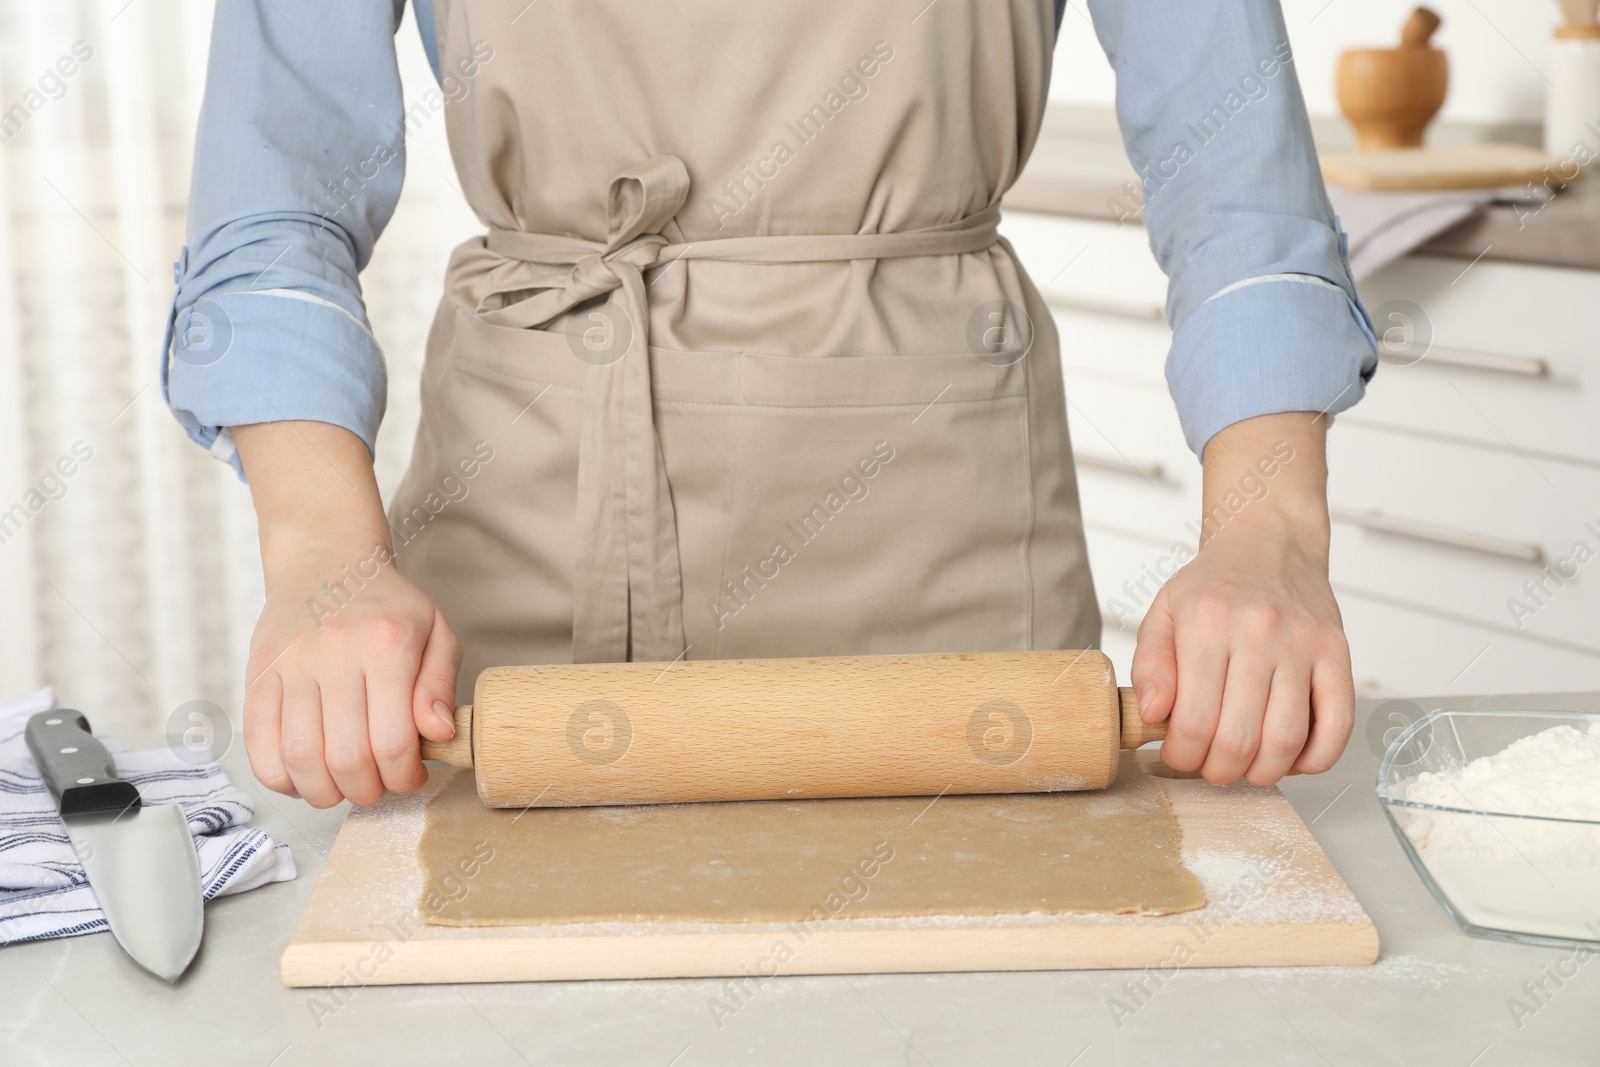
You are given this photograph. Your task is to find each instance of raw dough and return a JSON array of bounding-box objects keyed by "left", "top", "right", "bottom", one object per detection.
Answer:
[{"left": 418, "top": 752, "right": 1205, "bottom": 926}]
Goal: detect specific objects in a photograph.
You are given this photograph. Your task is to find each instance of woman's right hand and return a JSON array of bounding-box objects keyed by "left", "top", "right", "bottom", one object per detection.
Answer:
[
  {"left": 243, "top": 546, "right": 461, "bottom": 807},
  {"left": 233, "top": 421, "right": 460, "bottom": 808}
]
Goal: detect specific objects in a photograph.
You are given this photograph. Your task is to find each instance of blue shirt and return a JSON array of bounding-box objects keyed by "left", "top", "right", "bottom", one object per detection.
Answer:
[{"left": 164, "top": 0, "right": 1377, "bottom": 474}]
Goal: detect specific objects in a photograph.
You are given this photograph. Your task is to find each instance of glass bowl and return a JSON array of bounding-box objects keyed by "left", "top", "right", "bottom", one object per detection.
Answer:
[{"left": 1377, "top": 709, "right": 1600, "bottom": 949}]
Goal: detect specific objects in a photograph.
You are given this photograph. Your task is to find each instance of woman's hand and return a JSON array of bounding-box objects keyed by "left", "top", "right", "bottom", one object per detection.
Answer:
[
  {"left": 1130, "top": 412, "right": 1355, "bottom": 786},
  {"left": 235, "top": 422, "right": 460, "bottom": 807}
]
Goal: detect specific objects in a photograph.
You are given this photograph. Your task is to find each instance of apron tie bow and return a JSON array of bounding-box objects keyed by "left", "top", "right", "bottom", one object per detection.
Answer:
[{"left": 478, "top": 155, "right": 688, "bottom": 332}]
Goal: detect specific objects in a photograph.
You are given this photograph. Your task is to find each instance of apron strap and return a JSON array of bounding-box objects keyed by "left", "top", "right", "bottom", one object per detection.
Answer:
[{"left": 473, "top": 155, "right": 1001, "bottom": 664}]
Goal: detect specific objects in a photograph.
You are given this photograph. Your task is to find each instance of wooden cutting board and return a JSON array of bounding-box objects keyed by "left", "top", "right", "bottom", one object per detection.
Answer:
[
  {"left": 1321, "top": 143, "right": 1572, "bottom": 191},
  {"left": 280, "top": 753, "right": 1377, "bottom": 986}
]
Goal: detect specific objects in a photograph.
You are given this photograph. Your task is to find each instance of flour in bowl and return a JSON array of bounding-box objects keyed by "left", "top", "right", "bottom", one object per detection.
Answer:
[
  {"left": 1393, "top": 722, "right": 1600, "bottom": 941},
  {"left": 1404, "top": 722, "right": 1600, "bottom": 821}
]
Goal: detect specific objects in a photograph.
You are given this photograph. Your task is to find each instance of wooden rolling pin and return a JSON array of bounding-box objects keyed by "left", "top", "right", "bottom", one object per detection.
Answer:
[{"left": 420, "top": 650, "right": 1166, "bottom": 808}]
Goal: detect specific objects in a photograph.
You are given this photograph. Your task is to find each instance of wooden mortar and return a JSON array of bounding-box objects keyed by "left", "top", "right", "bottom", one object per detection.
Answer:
[{"left": 1336, "top": 6, "right": 1449, "bottom": 149}]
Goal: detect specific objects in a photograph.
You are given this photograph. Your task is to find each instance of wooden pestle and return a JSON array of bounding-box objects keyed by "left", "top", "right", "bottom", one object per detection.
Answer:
[
  {"left": 1400, "top": 7, "right": 1442, "bottom": 48},
  {"left": 420, "top": 650, "right": 1167, "bottom": 808}
]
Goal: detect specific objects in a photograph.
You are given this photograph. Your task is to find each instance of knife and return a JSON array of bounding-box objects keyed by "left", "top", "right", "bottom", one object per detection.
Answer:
[{"left": 25, "top": 709, "right": 204, "bottom": 981}]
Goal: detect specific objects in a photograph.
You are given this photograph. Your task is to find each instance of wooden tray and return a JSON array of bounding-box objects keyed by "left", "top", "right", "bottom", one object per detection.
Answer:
[
  {"left": 280, "top": 753, "right": 1377, "bottom": 986},
  {"left": 1320, "top": 143, "right": 1572, "bottom": 192}
]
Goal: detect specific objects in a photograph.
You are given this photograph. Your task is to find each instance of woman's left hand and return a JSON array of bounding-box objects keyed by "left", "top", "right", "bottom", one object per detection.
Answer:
[{"left": 1129, "top": 412, "right": 1355, "bottom": 786}]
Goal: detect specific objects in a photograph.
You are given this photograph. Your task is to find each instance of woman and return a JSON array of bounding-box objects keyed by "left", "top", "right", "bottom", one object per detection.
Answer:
[{"left": 165, "top": 0, "right": 1376, "bottom": 808}]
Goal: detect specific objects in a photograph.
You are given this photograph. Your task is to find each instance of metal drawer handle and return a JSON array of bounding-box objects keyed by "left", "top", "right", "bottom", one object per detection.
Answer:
[
  {"left": 1382, "top": 340, "right": 1549, "bottom": 378},
  {"left": 1077, "top": 453, "right": 1166, "bottom": 482},
  {"left": 1331, "top": 506, "right": 1544, "bottom": 563},
  {"left": 1043, "top": 290, "right": 1166, "bottom": 323}
]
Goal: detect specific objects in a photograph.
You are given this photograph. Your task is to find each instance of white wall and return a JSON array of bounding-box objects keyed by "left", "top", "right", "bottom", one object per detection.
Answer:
[{"left": 1052, "top": 0, "right": 1554, "bottom": 125}]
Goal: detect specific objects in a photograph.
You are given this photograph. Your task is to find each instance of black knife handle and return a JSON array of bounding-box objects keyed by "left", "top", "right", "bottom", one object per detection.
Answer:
[{"left": 25, "top": 710, "right": 142, "bottom": 816}]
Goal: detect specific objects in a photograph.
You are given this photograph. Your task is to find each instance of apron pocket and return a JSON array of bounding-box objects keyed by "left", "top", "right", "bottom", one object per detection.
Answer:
[{"left": 663, "top": 350, "right": 1039, "bottom": 659}]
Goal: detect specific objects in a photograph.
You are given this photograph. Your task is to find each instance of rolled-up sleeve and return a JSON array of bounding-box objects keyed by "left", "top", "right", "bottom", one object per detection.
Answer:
[
  {"left": 1085, "top": 0, "right": 1379, "bottom": 457},
  {"left": 163, "top": 0, "right": 409, "bottom": 478}
]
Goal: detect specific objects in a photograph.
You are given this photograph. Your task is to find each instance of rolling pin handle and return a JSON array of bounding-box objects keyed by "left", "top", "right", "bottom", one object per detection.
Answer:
[
  {"left": 419, "top": 705, "right": 475, "bottom": 768},
  {"left": 1117, "top": 686, "right": 1168, "bottom": 749}
]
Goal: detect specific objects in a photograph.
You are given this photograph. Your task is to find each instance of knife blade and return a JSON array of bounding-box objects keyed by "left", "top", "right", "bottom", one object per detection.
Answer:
[{"left": 25, "top": 709, "right": 204, "bottom": 981}]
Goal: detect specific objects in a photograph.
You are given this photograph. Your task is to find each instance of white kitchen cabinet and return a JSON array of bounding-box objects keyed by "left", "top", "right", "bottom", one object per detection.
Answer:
[
  {"left": 1001, "top": 209, "right": 1600, "bottom": 695},
  {"left": 1352, "top": 255, "right": 1600, "bottom": 465},
  {"left": 1061, "top": 374, "right": 1193, "bottom": 498},
  {"left": 1326, "top": 423, "right": 1600, "bottom": 649},
  {"left": 1002, "top": 210, "right": 1168, "bottom": 315},
  {"left": 1080, "top": 524, "right": 1185, "bottom": 635},
  {"left": 1051, "top": 308, "right": 1167, "bottom": 388},
  {"left": 1338, "top": 592, "right": 1598, "bottom": 696}
]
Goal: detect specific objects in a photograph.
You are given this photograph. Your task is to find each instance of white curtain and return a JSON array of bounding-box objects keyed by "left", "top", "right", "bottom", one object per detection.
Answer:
[{"left": 0, "top": 1, "right": 471, "bottom": 737}]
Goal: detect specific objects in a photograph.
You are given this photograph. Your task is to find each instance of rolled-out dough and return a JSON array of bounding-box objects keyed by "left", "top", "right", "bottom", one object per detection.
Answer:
[{"left": 418, "top": 752, "right": 1204, "bottom": 926}]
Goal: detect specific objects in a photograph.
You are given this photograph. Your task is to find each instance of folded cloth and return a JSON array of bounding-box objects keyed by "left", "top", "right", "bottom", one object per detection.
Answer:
[
  {"left": 1328, "top": 184, "right": 1547, "bottom": 281},
  {"left": 0, "top": 688, "right": 295, "bottom": 945}
]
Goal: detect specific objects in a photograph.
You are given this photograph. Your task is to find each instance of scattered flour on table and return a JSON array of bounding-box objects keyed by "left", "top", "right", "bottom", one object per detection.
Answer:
[{"left": 1398, "top": 723, "right": 1600, "bottom": 866}]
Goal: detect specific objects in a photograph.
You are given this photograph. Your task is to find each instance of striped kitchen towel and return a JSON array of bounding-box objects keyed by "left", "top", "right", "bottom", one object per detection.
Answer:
[{"left": 0, "top": 688, "right": 296, "bottom": 945}]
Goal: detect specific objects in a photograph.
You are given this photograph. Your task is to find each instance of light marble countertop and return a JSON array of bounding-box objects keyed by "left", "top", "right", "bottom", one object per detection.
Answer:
[
  {"left": 1009, "top": 105, "right": 1600, "bottom": 273},
  {"left": 4, "top": 691, "right": 1599, "bottom": 1067}
]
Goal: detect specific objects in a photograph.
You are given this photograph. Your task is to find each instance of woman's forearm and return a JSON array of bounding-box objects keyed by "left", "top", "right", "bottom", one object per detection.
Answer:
[
  {"left": 1197, "top": 412, "right": 1331, "bottom": 559},
  {"left": 232, "top": 421, "right": 390, "bottom": 577}
]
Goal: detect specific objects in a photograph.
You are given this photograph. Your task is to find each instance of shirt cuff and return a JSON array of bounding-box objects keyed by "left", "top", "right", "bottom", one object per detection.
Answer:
[
  {"left": 1166, "top": 274, "right": 1378, "bottom": 458},
  {"left": 161, "top": 287, "right": 387, "bottom": 481}
]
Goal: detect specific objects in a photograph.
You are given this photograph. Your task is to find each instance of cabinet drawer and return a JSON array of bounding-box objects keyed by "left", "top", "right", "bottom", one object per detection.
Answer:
[
  {"left": 1074, "top": 466, "right": 1195, "bottom": 555},
  {"left": 1354, "top": 255, "right": 1600, "bottom": 464},
  {"left": 1339, "top": 591, "right": 1600, "bottom": 697},
  {"left": 1327, "top": 423, "right": 1600, "bottom": 649},
  {"left": 1064, "top": 375, "right": 1195, "bottom": 489},
  {"left": 1066, "top": 375, "right": 1198, "bottom": 549},
  {"left": 1082, "top": 526, "right": 1175, "bottom": 636},
  {"left": 1052, "top": 308, "right": 1169, "bottom": 388},
  {"left": 1000, "top": 211, "right": 1168, "bottom": 314}
]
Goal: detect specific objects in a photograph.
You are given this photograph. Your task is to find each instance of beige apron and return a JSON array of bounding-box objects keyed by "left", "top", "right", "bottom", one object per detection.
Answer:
[{"left": 392, "top": 0, "right": 1100, "bottom": 698}]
